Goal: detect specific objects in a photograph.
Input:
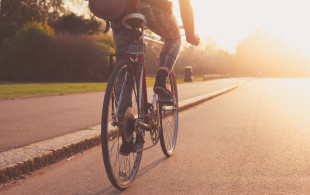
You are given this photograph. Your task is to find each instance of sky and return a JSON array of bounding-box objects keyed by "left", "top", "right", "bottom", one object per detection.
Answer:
[
  {"left": 185, "top": 0, "right": 310, "bottom": 55},
  {"left": 68, "top": 0, "right": 310, "bottom": 56}
]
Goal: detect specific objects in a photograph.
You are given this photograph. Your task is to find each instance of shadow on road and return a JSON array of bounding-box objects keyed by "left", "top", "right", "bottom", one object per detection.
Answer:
[
  {"left": 136, "top": 156, "right": 167, "bottom": 179},
  {"left": 89, "top": 185, "right": 119, "bottom": 195},
  {"left": 89, "top": 156, "right": 167, "bottom": 194}
]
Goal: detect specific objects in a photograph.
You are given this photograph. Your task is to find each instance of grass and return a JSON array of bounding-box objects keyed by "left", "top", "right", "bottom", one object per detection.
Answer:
[
  {"left": 0, "top": 82, "right": 108, "bottom": 99},
  {"left": 0, "top": 76, "right": 203, "bottom": 99}
]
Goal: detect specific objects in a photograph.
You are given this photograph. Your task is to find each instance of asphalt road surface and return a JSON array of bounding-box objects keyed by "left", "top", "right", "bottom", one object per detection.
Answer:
[
  {"left": 2, "top": 78, "right": 310, "bottom": 194},
  {"left": 0, "top": 78, "right": 244, "bottom": 152}
]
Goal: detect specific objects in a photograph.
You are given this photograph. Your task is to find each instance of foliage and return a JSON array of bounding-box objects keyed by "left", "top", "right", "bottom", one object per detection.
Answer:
[
  {"left": 174, "top": 39, "right": 232, "bottom": 76},
  {"left": 143, "top": 32, "right": 310, "bottom": 77},
  {"left": 0, "top": 20, "right": 114, "bottom": 82},
  {"left": 46, "top": 33, "right": 112, "bottom": 82},
  {"left": 0, "top": 0, "right": 63, "bottom": 44},
  {"left": 0, "top": 0, "right": 116, "bottom": 82},
  {"left": 143, "top": 38, "right": 232, "bottom": 77},
  {"left": 52, "top": 14, "right": 102, "bottom": 35},
  {"left": 91, "top": 32, "right": 114, "bottom": 49},
  {"left": 0, "top": 21, "right": 54, "bottom": 81}
]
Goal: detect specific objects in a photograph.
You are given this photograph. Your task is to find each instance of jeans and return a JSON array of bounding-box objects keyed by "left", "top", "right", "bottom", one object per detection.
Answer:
[{"left": 111, "top": 2, "right": 181, "bottom": 71}]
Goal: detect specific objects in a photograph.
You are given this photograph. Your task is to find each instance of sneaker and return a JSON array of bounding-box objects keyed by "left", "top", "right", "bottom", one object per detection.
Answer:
[
  {"left": 120, "top": 141, "right": 134, "bottom": 156},
  {"left": 135, "top": 132, "right": 145, "bottom": 144},
  {"left": 153, "top": 69, "right": 174, "bottom": 99},
  {"left": 119, "top": 133, "right": 144, "bottom": 156}
]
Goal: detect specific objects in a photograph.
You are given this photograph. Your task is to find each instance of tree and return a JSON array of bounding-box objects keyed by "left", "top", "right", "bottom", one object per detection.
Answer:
[
  {"left": 0, "top": 21, "right": 54, "bottom": 81},
  {"left": 52, "top": 14, "right": 102, "bottom": 35},
  {"left": 0, "top": 0, "right": 63, "bottom": 45}
]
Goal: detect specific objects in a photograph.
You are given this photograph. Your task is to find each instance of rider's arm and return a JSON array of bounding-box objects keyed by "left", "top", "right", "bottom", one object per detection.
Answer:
[{"left": 179, "top": 0, "right": 200, "bottom": 46}]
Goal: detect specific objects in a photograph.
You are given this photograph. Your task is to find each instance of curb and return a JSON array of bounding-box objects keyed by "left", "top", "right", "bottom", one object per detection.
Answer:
[{"left": 0, "top": 81, "right": 245, "bottom": 183}]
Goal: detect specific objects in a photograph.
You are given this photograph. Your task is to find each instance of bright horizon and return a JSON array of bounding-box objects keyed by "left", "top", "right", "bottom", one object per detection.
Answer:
[{"left": 189, "top": 0, "right": 310, "bottom": 56}]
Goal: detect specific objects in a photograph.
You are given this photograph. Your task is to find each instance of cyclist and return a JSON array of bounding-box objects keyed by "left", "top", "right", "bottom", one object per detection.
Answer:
[
  {"left": 91, "top": 0, "right": 200, "bottom": 98},
  {"left": 90, "top": 0, "right": 199, "bottom": 155}
]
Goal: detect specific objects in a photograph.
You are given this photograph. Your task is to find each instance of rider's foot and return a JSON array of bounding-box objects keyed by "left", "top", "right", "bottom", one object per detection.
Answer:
[
  {"left": 136, "top": 133, "right": 145, "bottom": 144},
  {"left": 120, "top": 141, "right": 134, "bottom": 156},
  {"left": 153, "top": 69, "right": 174, "bottom": 99},
  {"left": 119, "top": 133, "right": 144, "bottom": 156}
]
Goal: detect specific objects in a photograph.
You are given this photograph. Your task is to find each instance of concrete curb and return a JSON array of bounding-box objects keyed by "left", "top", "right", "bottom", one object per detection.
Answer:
[{"left": 0, "top": 81, "right": 245, "bottom": 183}]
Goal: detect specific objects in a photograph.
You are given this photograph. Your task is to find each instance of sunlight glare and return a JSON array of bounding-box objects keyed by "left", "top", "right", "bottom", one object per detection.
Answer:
[{"left": 173, "top": 0, "right": 310, "bottom": 56}]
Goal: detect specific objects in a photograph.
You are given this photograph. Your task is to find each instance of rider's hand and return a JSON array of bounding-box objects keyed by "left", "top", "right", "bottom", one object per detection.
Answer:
[{"left": 186, "top": 34, "right": 200, "bottom": 46}]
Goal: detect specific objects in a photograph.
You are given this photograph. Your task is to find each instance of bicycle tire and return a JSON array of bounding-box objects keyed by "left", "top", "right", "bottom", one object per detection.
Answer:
[
  {"left": 101, "top": 60, "right": 144, "bottom": 190},
  {"left": 159, "top": 71, "right": 179, "bottom": 157}
]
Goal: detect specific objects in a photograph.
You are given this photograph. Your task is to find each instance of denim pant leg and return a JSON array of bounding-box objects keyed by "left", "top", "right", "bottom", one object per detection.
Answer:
[
  {"left": 111, "top": 21, "right": 135, "bottom": 118},
  {"left": 111, "top": 20, "right": 134, "bottom": 61},
  {"left": 140, "top": 3, "right": 181, "bottom": 71},
  {"left": 112, "top": 3, "right": 181, "bottom": 71}
]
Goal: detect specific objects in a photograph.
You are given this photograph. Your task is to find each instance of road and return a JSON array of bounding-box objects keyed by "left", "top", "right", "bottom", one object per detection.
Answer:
[
  {"left": 2, "top": 78, "right": 310, "bottom": 194},
  {"left": 0, "top": 78, "right": 244, "bottom": 152}
]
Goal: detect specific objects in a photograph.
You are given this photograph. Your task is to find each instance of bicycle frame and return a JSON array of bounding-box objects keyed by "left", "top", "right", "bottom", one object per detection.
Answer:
[
  {"left": 107, "top": 33, "right": 169, "bottom": 110},
  {"left": 107, "top": 28, "right": 176, "bottom": 135}
]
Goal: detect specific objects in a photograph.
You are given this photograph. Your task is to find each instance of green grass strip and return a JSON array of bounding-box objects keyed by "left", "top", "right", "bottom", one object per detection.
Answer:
[
  {"left": 0, "top": 77, "right": 203, "bottom": 99},
  {"left": 0, "top": 83, "right": 108, "bottom": 99}
]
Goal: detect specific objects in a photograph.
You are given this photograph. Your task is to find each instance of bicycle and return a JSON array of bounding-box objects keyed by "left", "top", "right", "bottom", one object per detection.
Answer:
[{"left": 101, "top": 13, "right": 179, "bottom": 190}]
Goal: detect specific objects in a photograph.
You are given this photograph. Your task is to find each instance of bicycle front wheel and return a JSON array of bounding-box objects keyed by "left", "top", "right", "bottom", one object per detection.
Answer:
[
  {"left": 101, "top": 60, "right": 143, "bottom": 190},
  {"left": 159, "top": 71, "right": 179, "bottom": 157}
]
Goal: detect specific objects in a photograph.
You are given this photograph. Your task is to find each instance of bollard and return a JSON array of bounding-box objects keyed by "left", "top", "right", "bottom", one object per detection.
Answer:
[{"left": 184, "top": 66, "right": 193, "bottom": 82}]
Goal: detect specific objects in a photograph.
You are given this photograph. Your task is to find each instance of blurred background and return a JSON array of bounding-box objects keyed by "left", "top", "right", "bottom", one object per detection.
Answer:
[{"left": 0, "top": 0, "right": 309, "bottom": 83}]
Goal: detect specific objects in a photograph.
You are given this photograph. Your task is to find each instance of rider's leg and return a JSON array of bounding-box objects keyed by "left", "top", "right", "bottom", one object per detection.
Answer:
[
  {"left": 154, "top": 39, "right": 181, "bottom": 98},
  {"left": 111, "top": 21, "right": 137, "bottom": 155},
  {"left": 140, "top": 2, "right": 181, "bottom": 98},
  {"left": 111, "top": 19, "right": 138, "bottom": 114}
]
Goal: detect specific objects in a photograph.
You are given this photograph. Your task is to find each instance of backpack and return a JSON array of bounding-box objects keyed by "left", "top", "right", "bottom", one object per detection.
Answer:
[
  {"left": 141, "top": 0, "right": 173, "bottom": 13},
  {"left": 89, "top": 0, "right": 141, "bottom": 21}
]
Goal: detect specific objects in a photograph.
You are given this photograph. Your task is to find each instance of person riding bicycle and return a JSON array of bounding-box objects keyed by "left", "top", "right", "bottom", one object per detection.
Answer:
[
  {"left": 90, "top": 0, "right": 200, "bottom": 99},
  {"left": 90, "top": 0, "right": 199, "bottom": 155}
]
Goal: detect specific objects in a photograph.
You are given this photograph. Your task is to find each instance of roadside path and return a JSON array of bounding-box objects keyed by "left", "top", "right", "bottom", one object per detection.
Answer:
[
  {"left": 0, "top": 78, "right": 247, "bottom": 183},
  {"left": 3, "top": 78, "right": 310, "bottom": 194},
  {"left": 0, "top": 78, "right": 245, "bottom": 152}
]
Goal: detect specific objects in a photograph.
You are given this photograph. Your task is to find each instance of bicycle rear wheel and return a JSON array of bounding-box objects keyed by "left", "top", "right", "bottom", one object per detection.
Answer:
[
  {"left": 159, "top": 71, "right": 179, "bottom": 157},
  {"left": 101, "top": 60, "right": 143, "bottom": 190}
]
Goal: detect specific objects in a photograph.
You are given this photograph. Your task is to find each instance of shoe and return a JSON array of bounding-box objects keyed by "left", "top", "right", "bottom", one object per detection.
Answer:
[
  {"left": 153, "top": 69, "right": 174, "bottom": 99},
  {"left": 120, "top": 141, "right": 134, "bottom": 156},
  {"left": 135, "top": 132, "right": 145, "bottom": 144},
  {"left": 119, "top": 133, "right": 144, "bottom": 156}
]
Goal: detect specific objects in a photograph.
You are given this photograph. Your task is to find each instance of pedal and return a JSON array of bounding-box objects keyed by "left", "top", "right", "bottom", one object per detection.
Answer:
[{"left": 157, "top": 98, "right": 175, "bottom": 106}]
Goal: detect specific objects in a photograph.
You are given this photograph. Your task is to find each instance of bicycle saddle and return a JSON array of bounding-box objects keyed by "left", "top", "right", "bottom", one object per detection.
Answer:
[{"left": 122, "top": 13, "right": 146, "bottom": 30}]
